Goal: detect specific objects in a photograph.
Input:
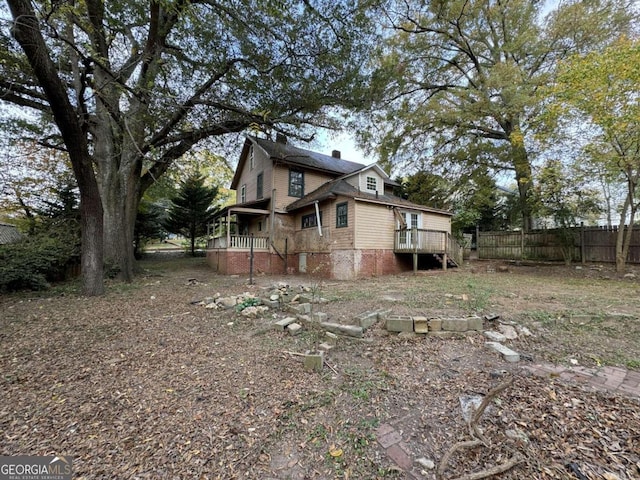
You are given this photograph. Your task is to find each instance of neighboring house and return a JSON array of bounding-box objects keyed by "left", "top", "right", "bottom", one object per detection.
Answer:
[
  {"left": 206, "top": 134, "right": 461, "bottom": 279},
  {"left": 0, "top": 223, "right": 22, "bottom": 245}
]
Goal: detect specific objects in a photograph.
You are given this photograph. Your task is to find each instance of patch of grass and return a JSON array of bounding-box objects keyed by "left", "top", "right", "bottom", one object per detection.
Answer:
[
  {"left": 521, "top": 310, "right": 556, "bottom": 325},
  {"left": 350, "top": 382, "right": 372, "bottom": 401},
  {"left": 625, "top": 359, "right": 640, "bottom": 369},
  {"left": 307, "top": 424, "right": 329, "bottom": 444},
  {"left": 461, "top": 280, "right": 493, "bottom": 312}
]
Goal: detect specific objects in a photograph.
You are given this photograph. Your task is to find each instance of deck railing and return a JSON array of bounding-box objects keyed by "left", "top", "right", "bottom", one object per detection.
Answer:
[
  {"left": 207, "top": 235, "right": 269, "bottom": 250},
  {"left": 394, "top": 229, "right": 464, "bottom": 266}
]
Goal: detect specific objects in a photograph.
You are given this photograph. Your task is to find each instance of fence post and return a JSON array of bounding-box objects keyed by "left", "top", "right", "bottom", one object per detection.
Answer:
[
  {"left": 580, "top": 222, "right": 585, "bottom": 264},
  {"left": 520, "top": 228, "right": 524, "bottom": 261},
  {"left": 476, "top": 225, "right": 480, "bottom": 259}
]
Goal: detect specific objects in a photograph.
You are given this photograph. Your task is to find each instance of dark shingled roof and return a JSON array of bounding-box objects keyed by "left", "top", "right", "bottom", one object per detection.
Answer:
[
  {"left": 0, "top": 223, "right": 22, "bottom": 245},
  {"left": 252, "top": 136, "right": 365, "bottom": 175},
  {"left": 286, "top": 178, "right": 453, "bottom": 216}
]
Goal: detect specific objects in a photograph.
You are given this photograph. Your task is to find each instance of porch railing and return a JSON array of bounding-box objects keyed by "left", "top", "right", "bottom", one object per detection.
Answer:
[
  {"left": 394, "top": 229, "right": 464, "bottom": 266},
  {"left": 207, "top": 235, "right": 269, "bottom": 250}
]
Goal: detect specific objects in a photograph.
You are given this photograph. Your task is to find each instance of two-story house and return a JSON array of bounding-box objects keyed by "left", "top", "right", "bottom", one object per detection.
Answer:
[{"left": 206, "top": 134, "right": 461, "bottom": 279}]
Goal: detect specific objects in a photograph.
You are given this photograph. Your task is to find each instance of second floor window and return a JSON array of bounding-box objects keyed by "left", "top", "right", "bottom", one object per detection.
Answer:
[
  {"left": 289, "top": 169, "right": 304, "bottom": 198},
  {"left": 366, "top": 176, "right": 377, "bottom": 191},
  {"left": 240, "top": 184, "right": 246, "bottom": 203},
  {"left": 257, "top": 172, "right": 263, "bottom": 199}
]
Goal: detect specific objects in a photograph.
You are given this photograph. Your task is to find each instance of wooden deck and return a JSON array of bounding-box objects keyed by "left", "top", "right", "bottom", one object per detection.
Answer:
[{"left": 394, "top": 229, "right": 463, "bottom": 267}]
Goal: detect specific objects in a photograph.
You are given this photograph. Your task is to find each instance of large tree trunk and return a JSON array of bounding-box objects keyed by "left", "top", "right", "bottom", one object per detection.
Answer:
[
  {"left": 8, "top": 0, "right": 104, "bottom": 295},
  {"left": 615, "top": 192, "right": 631, "bottom": 272},
  {"left": 99, "top": 145, "right": 140, "bottom": 282},
  {"left": 511, "top": 141, "right": 534, "bottom": 232}
]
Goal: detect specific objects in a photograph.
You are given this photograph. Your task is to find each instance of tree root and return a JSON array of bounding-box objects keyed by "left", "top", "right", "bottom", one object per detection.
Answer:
[
  {"left": 437, "top": 377, "right": 520, "bottom": 480},
  {"left": 448, "top": 455, "right": 523, "bottom": 480}
]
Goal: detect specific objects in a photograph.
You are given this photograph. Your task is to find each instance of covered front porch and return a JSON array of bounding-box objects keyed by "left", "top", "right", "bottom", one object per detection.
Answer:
[
  {"left": 206, "top": 203, "right": 292, "bottom": 276},
  {"left": 207, "top": 203, "right": 271, "bottom": 251}
]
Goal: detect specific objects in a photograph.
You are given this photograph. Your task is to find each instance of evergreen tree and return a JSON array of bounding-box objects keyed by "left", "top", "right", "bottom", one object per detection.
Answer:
[{"left": 164, "top": 175, "right": 219, "bottom": 256}]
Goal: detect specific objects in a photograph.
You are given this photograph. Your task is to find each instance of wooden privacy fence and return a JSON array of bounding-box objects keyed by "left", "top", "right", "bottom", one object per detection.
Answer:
[{"left": 478, "top": 225, "right": 640, "bottom": 264}]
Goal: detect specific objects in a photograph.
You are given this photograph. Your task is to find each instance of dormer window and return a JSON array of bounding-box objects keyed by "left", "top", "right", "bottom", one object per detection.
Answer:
[{"left": 366, "top": 176, "right": 377, "bottom": 191}]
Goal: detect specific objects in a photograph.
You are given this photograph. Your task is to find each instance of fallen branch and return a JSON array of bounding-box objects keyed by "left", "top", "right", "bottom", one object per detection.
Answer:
[
  {"left": 437, "top": 440, "right": 483, "bottom": 479},
  {"left": 437, "top": 377, "right": 516, "bottom": 480},
  {"left": 449, "top": 455, "right": 523, "bottom": 480},
  {"left": 324, "top": 359, "right": 338, "bottom": 375},
  {"left": 470, "top": 378, "right": 513, "bottom": 428}
]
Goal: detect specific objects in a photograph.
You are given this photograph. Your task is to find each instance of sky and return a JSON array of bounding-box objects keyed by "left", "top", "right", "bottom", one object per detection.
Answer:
[{"left": 314, "top": 130, "right": 376, "bottom": 166}]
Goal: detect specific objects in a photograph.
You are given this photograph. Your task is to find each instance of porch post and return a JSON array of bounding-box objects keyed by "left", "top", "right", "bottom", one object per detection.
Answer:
[
  {"left": 226, "top": 209, "right": 231, "bottom": 248},
  {"left": 443, "top": 232, "right": 448, "bottom": 271},
  {"left": 413, "top": 227, "right": 418, "bottom": 273}
]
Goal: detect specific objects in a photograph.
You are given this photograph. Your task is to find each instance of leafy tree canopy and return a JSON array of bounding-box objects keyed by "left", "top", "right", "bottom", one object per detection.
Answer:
[
  {"left": 547, "top": 36, "right": 640, "bottom": 270},
  {"left": 356, "top": 0, "right": 635, "bottom": 230},
  {"left": 1, "top": 0, "right": 380, "bottom": 293}
]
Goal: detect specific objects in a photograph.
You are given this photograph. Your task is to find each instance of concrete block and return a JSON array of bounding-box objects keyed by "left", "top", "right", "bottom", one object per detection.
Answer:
[
  {"left": 428, "top": 318, "right": 442, "bottom": 332},
  {"left": 355, "top": 311, "right": 380, "bottom": 330},
  {"left": 442, "top": 318, "right": 468, "bottom": 332},
  {"left": 312, "top": 312, "right": 328, "bottom": 323},
  {"left": 287, "top": 304, "right": 305, "bottom": 314},
  {"left": 299, "top": 303, "right": 312, "bottom": 314},
  {"left": 304, "top": 351, "right": 324, "bottom": 372},
  {"left": 320, "top": 322, "right": 364, "bottom": 338},
  {"left": 484, "top": 331, "right": 507, "bottom": 342},
  {"left": 486, "top": 342, "right": 520, "bottom": 362},
  {"left": 318, "top": 342, "right": 333, "bottom": 352},
  {"left": 467, "top": 316, "right": 483, "bottom": 331},
  {"left": 287, "top": 322, "right": 302, "bottom": 336},
  {"left": 413, "top": 316, "right": 429, "bottom": 334},
  {"left": 498, "top": 324, "right": 518, "bottom": 339},
  {"left": 386, "top": 315, "right": 414, "bottom": 333},
  {"left": 274, "top": 317, "right": 297, "bottom": 331},
  {"left": 292, "top": 294, "right": 313, "bottom": 304},
  {"left": 263, "top": 300, "right": 280, "bottom": 309},
  {"left": 325, "top": 332, "right": 339, "bottom": 345}
]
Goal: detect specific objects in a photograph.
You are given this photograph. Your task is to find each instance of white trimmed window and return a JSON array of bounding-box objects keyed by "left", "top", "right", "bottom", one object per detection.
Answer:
[{"left": 366, "top": 176, "right": 377, "bottom": 191}]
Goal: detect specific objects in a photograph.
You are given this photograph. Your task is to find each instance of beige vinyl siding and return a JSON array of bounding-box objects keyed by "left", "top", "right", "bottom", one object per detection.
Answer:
[
  {"left": 424, "top": 212, "right": 451, "bottom": 233},
  {"left": 330, "top": 197, "right": 355, "bottom": 250},
  {"left": 272, "top": 165, "right": 335, "bottom": 210},
  {"left": 354, "top": 201, "right": 396, "bottom": 249},
  {"left": 234, "top": 145, "right": 273, "bottom": 204},
  {"left": 344, "top": 168, "right": 384, "bottom": 193}
]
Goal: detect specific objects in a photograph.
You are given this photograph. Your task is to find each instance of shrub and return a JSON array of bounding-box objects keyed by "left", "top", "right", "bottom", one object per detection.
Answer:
[{"left": 0, "top": 227, "right": 79, "bottom": 292}]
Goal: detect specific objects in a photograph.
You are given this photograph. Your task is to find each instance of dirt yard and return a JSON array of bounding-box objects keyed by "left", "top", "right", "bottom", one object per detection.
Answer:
[{"left": 1, "top": 255, "right": 639, "bottom": 479}]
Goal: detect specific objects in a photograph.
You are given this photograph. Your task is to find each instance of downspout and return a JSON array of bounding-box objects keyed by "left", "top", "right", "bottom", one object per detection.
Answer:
[
  {"left": 270, "top": 188, "right": 276, "bottom": 247},
  {"left": 315, "top": 201, "right": 323, "bottom": 237}
]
